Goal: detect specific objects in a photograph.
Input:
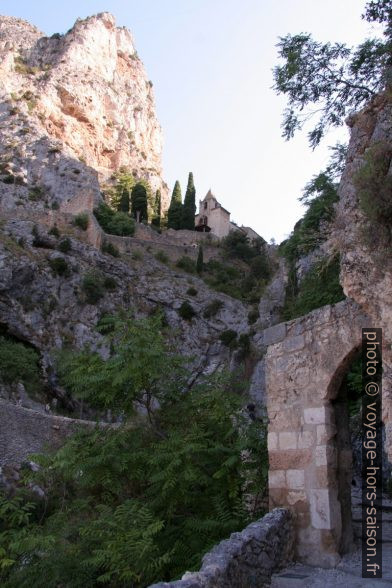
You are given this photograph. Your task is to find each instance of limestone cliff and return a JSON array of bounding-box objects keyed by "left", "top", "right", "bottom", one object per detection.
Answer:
[
  {"left": 334, "top": 92, "right": 392, "bottom": 454},
  {"left": 0, "top": 13, "right": 168, "bottom": 212}
]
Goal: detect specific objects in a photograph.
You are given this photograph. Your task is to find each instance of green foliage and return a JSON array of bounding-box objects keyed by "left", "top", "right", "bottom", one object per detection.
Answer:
[
  {"left": 151, "top": 190, "right": 162, "bottom": 229},
  {"left": 82, "top": 271, "right": 105, "bottom": 304},
  {"left": 273, "top": 1, "right": 392, "bottom": 147},
  {"left": 219, "top": 329, "right": 238, "bottom": 348},
  {"left": 131, "top": 183, "right": 148, "bottom": 223},
  {"left": 101, "top": 241, "right": 120, "bottom": 257},
  {"left": 196, "top": 245, "right": 204, "bottom": 274},
  {"left": 74, "top": 213, "right": 89, "bottom": 231},
  {"left": 247, "top": 308, "right": 259, "bottom": 325},
  {"left": 186, "top": 286, "right": 198, "bottom": 296},
  {"left": 48, "top": 225, "right": 60, "bottom": 238},
  {"left": 346, "top": 355, "right": 362, "bottom": 417},
  {"left": 0, "top": 336, "right": 40, "bottom": 393},
  {"left": 237, "top": 333, "right": 251, "bottom": 360},
  {"left": 103, "top": 276, "right": 117, "bottom": 291},
  {"left": 94, "top": 203, "right": 135, "bottom": 236},
  {"left": 354, "top": 141, "right": 392, "bottom": 237},
  {"left": 178, "top": 301, "right": 196, "bottom": 321},
  {"left": 105, "top": 169, "right": 135, "bottom": 210},
  {"left": 48, "top": 256, "right": 70, "bottom": 277},
  {"left": 203, "top": 299, "right": 224, "bottom": 319},
  {"left": 279, "top": 168, "right": 339, "bottom": 264},
  {"left": 282, "top": 255, "right": 345, "bottom": 320},
  {"left": 155, "top": 250, "right": 169, "bottom": 264},
  {"left": 182, "top": 172, "right": 196, "bottom": 230},
  {"left": 167, "top": 181, "right": 183, "bottom": 230},
  {"left": 0, "top": 315, "right": 267, "bottom": 586},
  {"left": 57, "top": 313, "right": 186, "bottom": 417},
  {"left": 58, "top": 238, "right": 71, "bottom": 253},
  {"left": 176, "top": 256, "right": 196, "bottom": 274}
]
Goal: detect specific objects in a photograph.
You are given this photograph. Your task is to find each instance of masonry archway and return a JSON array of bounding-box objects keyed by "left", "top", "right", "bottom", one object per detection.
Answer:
[{"left": 264, "top": 299, "right": 372, "bottom": 567}]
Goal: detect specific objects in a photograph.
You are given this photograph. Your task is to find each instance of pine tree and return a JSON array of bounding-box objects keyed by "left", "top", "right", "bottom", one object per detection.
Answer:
[
  {"left": 181, "top": 172, "right": 196, "bottom": 230},
  {"left": 167, "top": 181, "right": 183, "bottom": 230},
  {"left": 151, "top": 190, "right": 161, "bottom": 228},
  {"left": 131, "top": 183, "right": 148, "bottom": 223},
  {"left": 196, "top": 245, "right": 204, "bottom": 274}
]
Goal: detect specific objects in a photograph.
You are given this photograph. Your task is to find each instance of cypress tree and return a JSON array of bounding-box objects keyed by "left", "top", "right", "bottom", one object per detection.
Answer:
[
  {"left": 167, "top": 181, "right": 183, "bottom": 230},
  {"left": 131, "top": 182, "right": 148, "bottom": 223},
  {"left": 118, "top": 188, "right": 130, "bottom": 213},
  {"left": 196, "top": 245, "right": 204, "bottom": 274},
  {"left": 182, "top": 172, "right": 196, "bottom": 230},
  {"left": 151, "top": 190, "right": 161, "bottom": 228}
]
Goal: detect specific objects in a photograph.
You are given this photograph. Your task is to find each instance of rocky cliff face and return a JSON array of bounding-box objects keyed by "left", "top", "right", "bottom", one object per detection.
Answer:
[
  {"left": 335, "top": 92, "right": 392, "bottom": 452},
  {"left": 0, "top": 13, "right": 168, "bottom": 212}
]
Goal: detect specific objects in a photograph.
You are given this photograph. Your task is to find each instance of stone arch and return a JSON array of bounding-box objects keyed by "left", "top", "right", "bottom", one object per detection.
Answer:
[{"left": 264, "top": 299, "right": 371, "bottom": 567}]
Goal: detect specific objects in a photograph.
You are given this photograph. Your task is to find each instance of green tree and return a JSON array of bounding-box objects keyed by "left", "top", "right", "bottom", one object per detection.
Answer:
[
  {"left": 105, "top": 169, "right": 135, "bottom": 210},
  {"left": 196, "top": 245, "right": 204, "bottom": 274},
  {"left": 0, "top": 315, "right": 268, "bottom": 587},
  {"left": 181, "top": 172, "right": 196, "bottom": 230},
  {"left": 131, "top": 182, "right": 148, "bottom": 223},
  {"left": 167, "top": 181, "right": 183, "bottom": 230},
  {"left": 151, "top": 189, "right": 161, "bottom": 228},
  {"left": 0, "top": 337, "right": 40, "bottom": 393},
  {"left": 273, "top": 0, "right": 392, "bottom": 148}
]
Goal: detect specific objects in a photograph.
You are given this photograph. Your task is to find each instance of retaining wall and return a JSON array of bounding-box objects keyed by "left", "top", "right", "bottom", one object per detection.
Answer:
[{"left": 149, "top": 509, "right": 294, "bottom": 588}]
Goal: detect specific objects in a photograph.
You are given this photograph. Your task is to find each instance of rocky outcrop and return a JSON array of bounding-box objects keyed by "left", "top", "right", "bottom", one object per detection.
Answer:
[
  {"left": 0, "top": 215, "right": 249, "bottom": 412},
  {"left": 334, "top": 92, "right": 392, "bottom": 455},
  {"left": 0, "top": 13, "right": 168, "bottom": 212}
]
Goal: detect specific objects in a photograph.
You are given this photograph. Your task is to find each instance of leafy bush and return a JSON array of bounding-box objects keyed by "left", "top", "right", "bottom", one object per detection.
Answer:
[
  {"left": 178, "top": 301, "right": 196, "bottom": 320},
  {"left": 155, "top": 250, "right": 169, "bottom": 264},
  {"left": 82, "top": 271, "right": 105, "bottom": 304},
  {"left": 103, "top": 276, "right": 117, "bottom": 291},
  {"left": 0, "top": 336, "right": 40, "bottom": 392},
  {"left": 74, "top": 212, "right": 89, "bottom": 231},
  {"left": 354, "top": 141, "right": 392, "bottom": 236},
  {"left": 0, "top": 315, "right": 267, "bottom": 586},
  {"left": 282, "top": 255, "right": 345, "bottom": 320},
  {"left": 203, "top": 299, "right": 224, "bottom": 319},
  {"left": 102, "top": 241, "right": 120, "bottom": 257},
  {"left": 131, "top": 250, "right": 143, "bottom": 261},
  {"left": 176, "top": 256, "right": 196, "bottom": 273},
  {"left": 247, "top": 308, "right": 259, "bottom": 325},
  {"left": 186, "top": 286, "right": 198, "bottom": 296},
  {"left": 237, "top": 333, "right": 251, "bottom": 359},
  {"left": 48, "top": 225, "right": 60, "bottom": 238},
  {"left": 219, "top": 329, "right": 238, "bottom": 348},
  {"left": 94, "top": 203, "right": 135, "bottom": 236},
  {"left": 48, "top": 256, "right": 69, "bottom": 276},
  {"left": 279, "top": 172, "right": 339, "bottom": 264},
  {"left": 58, "top": 238, "right": 71, "bottom": 253}
]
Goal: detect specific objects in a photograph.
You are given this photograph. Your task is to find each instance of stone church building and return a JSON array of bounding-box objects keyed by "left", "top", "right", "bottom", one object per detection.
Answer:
[{"left": 195, "top": 190, "right": 257, "bottom": 240}]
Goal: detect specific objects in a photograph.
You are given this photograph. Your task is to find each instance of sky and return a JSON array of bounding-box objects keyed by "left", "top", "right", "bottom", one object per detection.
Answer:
[{"left": 0, "top": 0, "right": 378, "bottom": 242}]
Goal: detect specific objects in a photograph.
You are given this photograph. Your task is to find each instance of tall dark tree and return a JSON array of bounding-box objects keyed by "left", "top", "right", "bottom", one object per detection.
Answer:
[
  {"left": 167, "top": 181, "right": 183, "bottom": 230},
  {"left": 181, "top": 172, "right": 196, "bottom": 230},
  {"left": 273, "top": 0, "right": 392, "bottom": 148},
  {"left": 151, "top": 189, "right": 161, "bottom": 228},
  {"left": 196, "top": 245, "right": 204, "bottom": 274},
  {"left": 118, "top": 188, "right": 130, "bottom": 213},
  {"left": 131, "top": 182, "right": 148, "bottom": 223}
]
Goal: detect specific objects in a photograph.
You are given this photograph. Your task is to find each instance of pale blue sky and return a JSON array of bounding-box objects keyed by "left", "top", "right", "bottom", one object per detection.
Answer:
[{"left": 1, "top": 1, "right": 375, "bottom": 241}]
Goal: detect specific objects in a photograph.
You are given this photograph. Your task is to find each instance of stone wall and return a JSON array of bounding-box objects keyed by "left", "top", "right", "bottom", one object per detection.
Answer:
[
  {"left": 149, "top": 508, "right": 294, "bottom": 588},
  {"left": 264, "top": 299, "right": 370, "bottom": 566},
  {"left": 0, "top": 400, "right": 101, "bottom": 466}
]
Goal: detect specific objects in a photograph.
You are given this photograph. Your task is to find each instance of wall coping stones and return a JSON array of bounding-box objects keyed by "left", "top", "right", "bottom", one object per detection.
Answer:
[{"left": 148, "top": 508, "right": 294, "bottom": 588}]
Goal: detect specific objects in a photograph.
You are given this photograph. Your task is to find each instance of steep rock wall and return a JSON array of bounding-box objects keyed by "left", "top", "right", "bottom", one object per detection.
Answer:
[
  {"left": 0, "top": 13, "right": 168, "bottom": 211},
  {"left": 334, "top": 92, "right": 392, "bottom": 454}
]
